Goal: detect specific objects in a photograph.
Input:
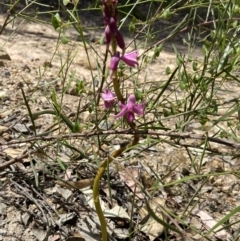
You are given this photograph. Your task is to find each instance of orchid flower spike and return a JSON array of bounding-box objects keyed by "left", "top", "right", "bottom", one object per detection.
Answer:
[
  {"left": 101, "top": 88, "right": 116, "bottom": 109},
  {"left": 115, "top": 94, "right": 146, "bottom": 122}
]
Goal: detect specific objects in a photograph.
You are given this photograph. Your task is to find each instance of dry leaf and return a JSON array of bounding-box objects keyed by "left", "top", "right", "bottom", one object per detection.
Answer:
[
  {"left": 3, "top": 148, "right": 23, "bottom": 158},
  {"left": 81, "top": 187, "right": 107, "bottom": 212},
  {"left": 66, "top": 233, "right": 85, "bottom": 241},
  {"left": 119, "top": 167, "right": 144, "bottom": 199},
  {"left": 140, "top": 197, "right": 165, "bottom": 241},
  {"left": 104, "top": 205, "right": 130, "bottom": 220},
  {"left": 195, "top": 210, "right": 229, "bottom": 240},
  {"left": 56, "top": 178, "right": 93, "bottom": 189},
  {"left": 50, "top": 234, "right": 61, "bottom": 241}
]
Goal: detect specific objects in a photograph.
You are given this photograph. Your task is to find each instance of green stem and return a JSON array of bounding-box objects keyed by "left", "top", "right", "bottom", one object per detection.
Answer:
[
  {"left": 112, "top": 70, "right": 124, "bottom": 101},
  {"left": 93, "top": 134, "right": 139, "bottom": 241},
  {"left": 93, "top": 14, "right": 138, "bottom": 241},
  {"left": 111, "top": 37, "right": 124, "bottom": 102}
]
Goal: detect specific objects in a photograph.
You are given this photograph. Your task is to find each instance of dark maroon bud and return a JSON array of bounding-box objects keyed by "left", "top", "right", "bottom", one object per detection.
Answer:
[
  {"left": 109, "top": 17, "right": 117, "bottom": 32},
  {"left": 113, "top": 8, "right": 118, "bottom": 21},
  {"left": 102, "top": 4, "right": 111, "bottom": 23},
  {"left": 116, "top": 30, "right": 125, "bottom": 49}
]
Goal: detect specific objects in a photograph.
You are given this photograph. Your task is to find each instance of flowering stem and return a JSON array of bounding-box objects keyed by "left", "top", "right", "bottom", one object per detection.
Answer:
[
  {"left": 93, "top": 4, "right": 140, "bottom": 240},
  {"left": 93, "top": 134, "right": 139, "bottom": 241},
  {"left": 112, "top": 70, "right": 124, "bottom": 101},
  {"left": 111, "top": 38, "right": 124, "bottom": 102}
]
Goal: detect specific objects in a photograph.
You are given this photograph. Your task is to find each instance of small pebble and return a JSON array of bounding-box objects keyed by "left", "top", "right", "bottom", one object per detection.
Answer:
[{"left": 1, "top": 69, "right": 10, "bottom": 78}]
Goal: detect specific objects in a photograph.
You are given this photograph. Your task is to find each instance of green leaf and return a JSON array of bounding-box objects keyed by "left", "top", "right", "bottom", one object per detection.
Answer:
[
  {"left": 30, "top": 159, "right": 39, "bottom": 187},
  {"left": 21, "top": 88, "right": 36, "bottom": 135},
  {"left": 163, "top": 108, "right": 169, "bottom": 117},
  {"left": 51, "top": 89, "right": 60, "bottom": 112},
  {"left": 166, "top": 66, "right": 171, "bottom": 75},
  {"left": 61, "top": 34, "right": 69, "bottom": 44},
  {"left": 192, "top": 61, "right": 198, "bottom": 71},
  {"left": 154, "top": 44, "right": 163, "bottom": 58},
  {"left": 73, "top": 120, "right": 81, "bottom": 133},
  {"left": 129, "top": 22, "right": 135, "bottom": 33},
  {"left": 56, "top": 157, "right": 66, "bottom": 171},
  {"left": 151, "top": 67, "right": 179, "bottom": 108},
  {"left": 99, "top": 35, "right": 105, "bottom": 45},
  {"left": 51, "top": 13, "right": 62, "bottom": 30}
]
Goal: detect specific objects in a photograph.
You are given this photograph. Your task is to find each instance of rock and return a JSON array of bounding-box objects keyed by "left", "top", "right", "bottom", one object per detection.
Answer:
[
  {"left": 0, "top": 50, "right": 11, "bottom": 61},
  {"left": 99, "top": 119, "right": 114, "bottom": 130},
  {"left": 1, "top": 69, "right": 10, "bottom": 78}
]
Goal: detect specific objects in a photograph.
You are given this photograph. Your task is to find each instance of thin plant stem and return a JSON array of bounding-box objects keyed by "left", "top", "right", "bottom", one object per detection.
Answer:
[{"left": 93, "top": 134, "right": 139, "bottom": 241}]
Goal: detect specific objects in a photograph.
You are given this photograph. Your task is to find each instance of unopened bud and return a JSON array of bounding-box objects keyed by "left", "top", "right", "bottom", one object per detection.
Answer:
[
  {"left": 116, "top": 30, "right": 125, "bottom": 49},
  {"left": 104, "top": 25, "right": 111, "bottom": 44},
  {"left": 109, "top": 17, "right": 117, "bottom": 32}
]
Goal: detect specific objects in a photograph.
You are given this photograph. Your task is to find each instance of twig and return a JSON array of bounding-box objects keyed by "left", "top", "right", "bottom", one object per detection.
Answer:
[
  {"left": 11, "top": 179, "right": 49, "bottom": 227},
  {"left": 0, "top": 0, "right": 20, "bottom": 36},
  {"left": 141, "top": 17, "right": 240, "bottom": 57},
  {"left": 2, "top": 129, "right": 240, "bottom": 149},
  {"left": 0, "top": 143, "right": 53, "bottom": 171}
]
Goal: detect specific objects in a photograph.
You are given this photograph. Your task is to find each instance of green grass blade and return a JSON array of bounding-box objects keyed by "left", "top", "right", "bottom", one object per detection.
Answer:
[{"left": 21, "top": 87, "right": 36, "bottom": 136}]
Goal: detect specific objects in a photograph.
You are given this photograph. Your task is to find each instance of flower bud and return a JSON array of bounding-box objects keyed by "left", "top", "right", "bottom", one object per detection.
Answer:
[
  {"left": 104, "top": 25, "right": 111, "bottom": 45},
  {"left": 110, "top": 51, "right": 121, "bottom": 71},
  {"left": 102, "top": 4, "right": 111, "bottom": 25},
  {"left": 116, "top": 30, "right": 125, "bottom": 49},
  {"left": 109, "top": 17, "right": 117, "bottom": 32}
]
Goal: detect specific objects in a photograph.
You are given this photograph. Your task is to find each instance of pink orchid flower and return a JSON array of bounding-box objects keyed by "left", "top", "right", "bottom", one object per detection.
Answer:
[
  {"left": 101, "top": 88, "right": 116, "bottom": 109},
  {"left": 115, "top": 94, "right": 146, "bottom": 122},
  {"left": 109, "top": 51, "right": 138, "bottom": 77}
]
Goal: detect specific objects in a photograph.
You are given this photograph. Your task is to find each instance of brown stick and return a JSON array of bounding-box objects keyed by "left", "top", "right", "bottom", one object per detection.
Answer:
[
  {"left": 0, "top": 144, "right": 51, "bottom": 171},
  {"left": 1, "top": 129, "right": 240, "bottom": 149}
]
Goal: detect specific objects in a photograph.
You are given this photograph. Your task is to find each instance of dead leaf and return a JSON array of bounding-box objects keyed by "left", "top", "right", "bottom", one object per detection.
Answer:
[
  {"left": 0, "top": 125, "right": 8, "bottom": 132},
  {"left": 140, "top": 197, "right": 165, "bottom": 241},
  {"left": 195, "top": 210, "right": 229, "bottom": 240},
  {"left": 81, "top": 187, "right": 106, "bottom": 212},
  {"left": 50, "top": 234, "right": 61, "bottom": 241},
  {"left": 3, "top": 148, "right": 23, "bottom": 158},
  {"left": 104, "top": 205, "right": 130, "bottom": 220},
  {"left": 56, "top": 178, "right": 93, "bottom": 189},
  {"left": 119, "top": 167, "right": 144, "bottom": 199},
  {"left": 66, "top": 233, "right": 85, "bottom": 241}
]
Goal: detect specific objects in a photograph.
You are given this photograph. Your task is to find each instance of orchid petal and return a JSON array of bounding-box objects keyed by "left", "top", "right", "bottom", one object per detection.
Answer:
[
  {"left": 133, "top": 104, "right": 145, "bottom": 115},
  {"left": 121, "top": 51, "right": 138, "bottom": 67},
  {"left": 126, "top": 112, "right": 135, "bottom": 122},
  {"left": 115, "top": 104, "right": 128, "bottom": 118},
  {"left": 110, "top": 52, "right": 121, "bottom": 71},
  {"left": 127, "top": 94, "right": 136, "bottom": 104},
  {"left": 101, "top": 89, "right": 116, "bottom": 109}
]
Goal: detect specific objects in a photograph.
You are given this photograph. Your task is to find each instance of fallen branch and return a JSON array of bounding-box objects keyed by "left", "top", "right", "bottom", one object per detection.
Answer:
[{"left": 1, "top": 129, "right": 240, "bottom": 149}]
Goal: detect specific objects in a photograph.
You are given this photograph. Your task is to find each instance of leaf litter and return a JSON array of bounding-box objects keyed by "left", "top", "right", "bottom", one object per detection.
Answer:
[{"left": 0, "top": 7, "right": 240, "bottom": 241}]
